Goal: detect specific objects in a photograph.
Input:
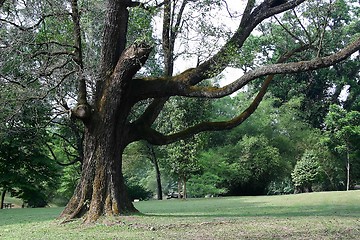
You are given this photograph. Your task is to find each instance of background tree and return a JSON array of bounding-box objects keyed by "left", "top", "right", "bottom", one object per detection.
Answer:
[
  {"left": 189, "top": 93, "right": 332, "bottom": 196},
  {"left": 0, "top": 99, "right": 59, "bottom": 208},
  {"left": 157, "top": 97, "right": 210, "bottom": 199},
  {"left": 244, "top": 0, "right": 360, "bottom": 128},
  {"left": 324, "top": 105, "right": 360, "bottom": 190},
  {"left": 1, "top": 0, "right": 359, "bottom": 223},
  {"left": 291, "top": 150, "right": 322, "bottom": 193},
  {"left": 122, "top": 142, "right": 154, "bottom": 201},
  {"left": 186, "top": 149, "right": 230, "bottom": 198}
]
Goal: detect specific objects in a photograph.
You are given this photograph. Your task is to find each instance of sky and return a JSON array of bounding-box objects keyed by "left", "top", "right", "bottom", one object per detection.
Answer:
[
  {"left": 152, "top": 0, "right": 247, "bottom": 87},
  {"left": 157, "top": 0, "right": 356, "bottom": 100}
]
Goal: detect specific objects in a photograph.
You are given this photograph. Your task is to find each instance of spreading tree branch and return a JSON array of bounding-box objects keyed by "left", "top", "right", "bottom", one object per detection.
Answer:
[
  {"left": 183, "top": 37, "right": 360, "bottom": 98},
  {"left": 132, "top": 38, "right": 359, "bottom": 145},
  {"left": 131, "top": 37, "right": 360, "bottom": 100},
  {"left": 129, "top": 0, "right": 306, "bottom": 100}
]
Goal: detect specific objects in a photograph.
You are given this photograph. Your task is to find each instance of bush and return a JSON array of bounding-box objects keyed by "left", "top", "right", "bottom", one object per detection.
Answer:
[
  {"left": 267, "top": 178, "right": 294, "bottom": 195},
  {"left": 126, "top": 182, "right": 152, "bottom": 201},
  {"left": 187, "top": 172, "right": 227, "bottom": 198},
  {"left": 291, "top": 150, "right": 322, "bottom": 193},
  {"left": 12, "top": 188, "right": 49, "bottom": 208}
]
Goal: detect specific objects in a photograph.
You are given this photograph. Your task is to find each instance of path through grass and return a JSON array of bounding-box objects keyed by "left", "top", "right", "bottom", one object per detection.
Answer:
[{"left": 0, "top": 191, "right": 359, "bottom": 239}]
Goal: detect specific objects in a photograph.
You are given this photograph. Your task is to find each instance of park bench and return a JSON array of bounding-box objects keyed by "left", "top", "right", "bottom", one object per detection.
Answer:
[{"left": 3, "top": 203, "right": 13, "bottom": 209}]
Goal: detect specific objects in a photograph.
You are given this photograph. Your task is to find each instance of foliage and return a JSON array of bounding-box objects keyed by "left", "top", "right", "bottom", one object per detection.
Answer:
[
  {"left": 55, "top": 163, "right": 81, "bottom": 205},
  {"left": 291, "top": 150, "right": 322, "bottom": 192},
  {"left": 156, "top": 97, "right": 211, "bottom": 196},
  {"left": 0, "top": 99, "right": 60, "bottom": 207},
  {"left": 325, "top": 105, "right": 360, "bottom": 151},
  {"left": 187, "top": 172, "right": 227, "bottom": 198},
  {"left": 267, "top": 177, "right": 294, "bottom": 195},
  {"left": 1, "top": 0, "right": 359, "bottom": 221},
  {"left": 243, "top": 0, "right": 360, "bottom": 128},
  {"left": 228, "top": 135, "right": 284, "bottom": 195},
  {"left": 126, "top": 180, "right": 152, "bottom": 201},
  {"left": 323, "top": 105, "right": 360, "bottom": 187},
  {"left": 186, "top": 150, "right": 230, "bottom": 197},
  {"left": 202, "top": 94, "right": 325, "bottom": 195}
]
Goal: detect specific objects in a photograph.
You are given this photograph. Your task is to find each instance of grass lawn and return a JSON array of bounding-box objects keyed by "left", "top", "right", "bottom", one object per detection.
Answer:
[{"left": 0, "top": 191, "right": 360, "bottom": 239}]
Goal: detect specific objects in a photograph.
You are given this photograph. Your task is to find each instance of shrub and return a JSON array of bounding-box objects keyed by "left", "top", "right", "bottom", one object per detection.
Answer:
[
  {"left": 126, "top": 182, "right": 152, "bottom": 201},
  {"left": 267, "top": 177, "right": 294, "bottom": 195},
  {"left": 291, "top": 150, "right": 322, "bottom": 193}
]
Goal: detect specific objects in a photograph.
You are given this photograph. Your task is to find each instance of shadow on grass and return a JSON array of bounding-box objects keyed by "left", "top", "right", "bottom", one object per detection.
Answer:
[{"left": 0, "top": 207, "right": 63, "bottom": 227}]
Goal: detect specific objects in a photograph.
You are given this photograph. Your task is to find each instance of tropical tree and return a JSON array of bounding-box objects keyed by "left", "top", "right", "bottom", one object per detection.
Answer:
[
  {"left": 291, "top": 150, "right": 322, "bottom": 193},
  {"left": 324, "top": 105, "right": 360, "bottom": 190},
  {"left": 187, "top": 149, "right": 230, "bottom": 198},
  {"left": 1, "top": 0, "right": 359, "bottom": 222},
  {"left": 212, "top": 134, "right": 285, "bottom": 195}
]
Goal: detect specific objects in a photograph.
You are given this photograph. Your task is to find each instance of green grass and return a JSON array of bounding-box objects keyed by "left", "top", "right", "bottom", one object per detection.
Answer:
[{"left": 1, "top": 191, "right": 360, "bottom": 239}]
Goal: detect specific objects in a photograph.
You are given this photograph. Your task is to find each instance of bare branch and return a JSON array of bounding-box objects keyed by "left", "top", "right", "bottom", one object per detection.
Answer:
[
  {"left": 292, "top": 9, "right": 312, "bottom": 43},
  {"left": 274, "top": 15, "right": 305, "bottom": 44},
  {"left": 56, "top": 158, "right": 81, "bottom": 166},
  {"left": 1, "top": 74, "right": 26, "bottom": 88},
  {"left": 45, "top": 142, "right": 59, "bottom": 163},
  {"left": 0, "top": 13, "right": 70, "bottom": 31},
  {"left": 32, "top": 51, "right": 75, "bottom": 59},
  {"left": 170, "top": 0, "right": 306, "bottom": 86},
  {"left": 222, "top": 0, "right": 233, "bottom": 18},
  {"left": 128, "top": 1, "right": 165, "bottom": 10},
  {"left": 40, "top": 59, "right": 73, "bottom": 77},
  {"left": 132, "top": 98, "right": 169, "bottom": 128},
  {"left": 30, "top": 41, "right": 77, "bottom": 49},
  {"left": 51, "top": 132, "right": 78, "bottom": 150}
]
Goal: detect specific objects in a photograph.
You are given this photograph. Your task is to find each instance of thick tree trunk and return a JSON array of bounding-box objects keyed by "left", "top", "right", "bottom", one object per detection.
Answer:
[
  {"left": 59, "top": 23, "right": 152, "bottom": 221},
  {"left": 60, "top": 120, "right": 136, "bottom": 223},
  {"left": 1, "top": 189, "right": 6, "bottom": 209}
]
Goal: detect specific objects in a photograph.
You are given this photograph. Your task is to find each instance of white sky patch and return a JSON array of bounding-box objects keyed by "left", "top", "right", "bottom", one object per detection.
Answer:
[
  {"left": 220, "top": 67, "right": 244, "bottom": 87},
  {"left": 339, "top": 85, "right": 350, "bottom": 102},
  {"left": 152, "top": 0, "right": 247, "bottom": 85}
]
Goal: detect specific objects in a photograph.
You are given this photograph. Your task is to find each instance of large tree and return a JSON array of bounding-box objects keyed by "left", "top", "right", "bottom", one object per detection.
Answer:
[{"left": 1, "top": 0, "right": 360, "bottom": 222}]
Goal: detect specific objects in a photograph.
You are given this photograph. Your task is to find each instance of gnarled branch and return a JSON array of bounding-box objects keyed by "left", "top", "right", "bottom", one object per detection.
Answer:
[
  {"left": 132, "top": 39, "right": 360, "bottom": 145},
  {"left": 130, "top": 37, "right": 360, "bottom": 100}
]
